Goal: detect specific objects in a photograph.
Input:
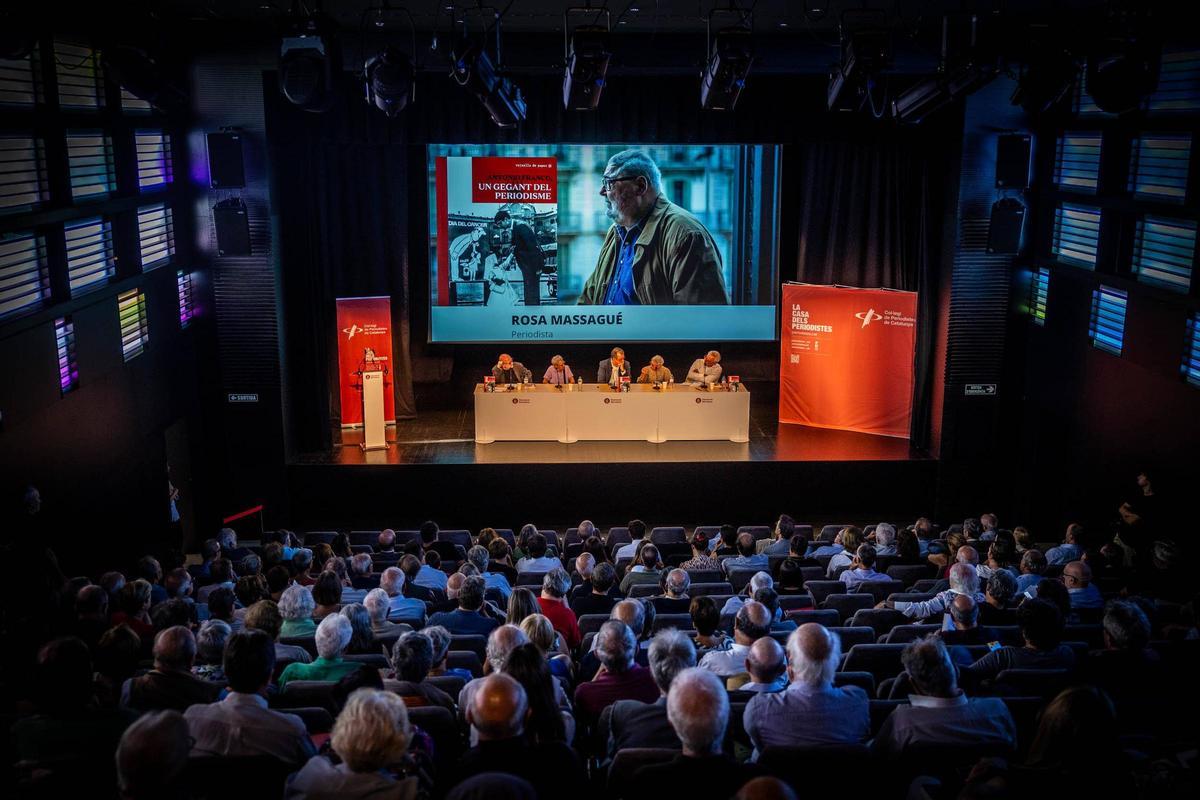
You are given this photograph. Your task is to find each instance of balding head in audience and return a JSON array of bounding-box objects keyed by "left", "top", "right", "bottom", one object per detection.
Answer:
[
  {"left": 667, "top": 667, "right": 729, "bottom": 757},
  {"left": 612, "top": 599, "right": 646, "bottom": 639},
  {"left": 446, "top": 572, "right": 466, "bottom": 601},
  {"left": 379, "top": 566, "right": 406, "bottom": 597},
  {"left": 948, "top": 562, "right": 979, "bottom": 595},
  {"left": 733, "top": 600, "right": 772, "bottom": 646},
  {"left": 116, "top": 709, "right": 191, "bottom": 799},
  {"left": 153, "top": 626, "right": 196, "bottom": 673},
  {"left": 736, "top": 777, "right": 799, "bottom": 800},
  {"left": 745, "top": 635, "right": 786, "bottom": 686},
  {"left": 665, "top": 569, "right": 690, "bottom": 598},
  {"left": 787, "top": 623, "right": 840, "bottom": 688},
  {"left": 956, "top": 545, "right": 979, "bottom": 566},
  {"left": 467, "top": 673, "right": 528, "bottom": 741},
  {"left": 486, "top": 624, "right": 530, "bottom": 672},
  {"left": 378, "top": 528, "right": 396, "bottom": 552},
  {"left": 949, "top": 593, "right": 979, "bottom": 630},
  {"left": 575, "top": 553, "right": 595, "bottom": 581}
]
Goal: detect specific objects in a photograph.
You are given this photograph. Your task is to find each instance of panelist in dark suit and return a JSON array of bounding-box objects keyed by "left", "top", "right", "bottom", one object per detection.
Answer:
[
  {"left": 492, "top": 353, "right": 530, "bottom": 384},
  {"left": 597, "top": 347, "right": 631, "bottom": 386}
]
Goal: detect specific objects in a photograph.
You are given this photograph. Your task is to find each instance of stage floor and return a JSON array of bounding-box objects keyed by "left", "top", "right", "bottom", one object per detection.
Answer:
[{"left": 300, "top": 389, "right": 925, "bottom": 466}]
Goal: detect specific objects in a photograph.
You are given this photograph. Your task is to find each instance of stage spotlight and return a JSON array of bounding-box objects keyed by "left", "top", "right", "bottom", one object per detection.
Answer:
[
  {"left": 364, "top": 46, "right": 414, "bottom": 117},
  {"left": 101, "top": 45, "right": 190, "bottom": 114},
  {"left": 701, "top": 27, "right": 754, "bottom": 111},
  {"left": 892, "top": 15, "right": 997, "bottom": 124},
  {"left": 1010, "top": 26, "right": 1077, "bottom": 115},
  {"left": 450, "top": 39, "right": 527, "bottom": 128},
  {"left": 828, "top": 20, "right": 892, "bottom": 111},
  {"left": 279, "top": 11, "right": 340, "bottom": 112},
  {"left": 563, "top": 26, "right": 611, "bottom": 111}
]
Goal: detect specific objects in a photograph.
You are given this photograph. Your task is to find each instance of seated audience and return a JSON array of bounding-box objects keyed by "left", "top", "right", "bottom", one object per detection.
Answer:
[
  {"left": 348, "top": 553, "right": 375, "bottom": 590},
  {"left": 364, "top": 587, "right": 412, "bottom": 637},
  {"left": 413, "top": 551, "right": 450, "bottom": 592},
  {"left": 714, "top": 524, "right": 740, "bottom": 556},
  {"left": 73, "top": 583, "right": 111, "bottom": 651},
  {"left": 277, "top": 613, "right": 362, "bottom": 689},
  {"left": 340, "top": 603, "right": 375, "bottom": 654},
  {"left": 192, "top": 619, "right": 231, "bottom": 681},
  {"left": 279, "top": 584, "right": 317, "bottom": 638},
  {"left": 537, "top": 568, "right": 582, "bottom": 649},
  {"left": 486, "top": 539, "right": 520, "bottom": 586},
  {"left": 889, "top": 562, "right": 985, "bottom": 625},
  {"left": 502, "top": 643, "right": 573, "bottom": 745},
  {"left": 873, "top": 635, "right": 1016, "bottom": 757},
  {"left": 619, "top": 544, "right": 664, "bottom": 594},
  {"left": 185, "top": 629, "right": 316, "bottom": 764},
  {"left": 753, "top": 587, "right": 796, "bottom": 633},
  {"left": 518, "top": 613, "right": 572, "bottom": 682},
  {"left": 871, "top": 523, "right": 899, "bottom": 556},
  {"left": 961, "top": 598, "right": 1076, "bottom": 686},
  {"left": 757, "top": 514, "right": 799, "bottom": 556},
  {"left": 1080, "top": 599, "right": 1165, "bottom": 735},
  {"left": 514, "top": 532, "right": 560, "bottom": 574},
  {"left": 380, "top": 567, "right": 427, "bottom": 624},
  {"left": 1045, "top": 523, "right": 1085, "bottom": 565},
  {"left": 196, "top": 558, "right": 236, "bottom": 603},
  {"left": 721, "top": 570, "right": 774, "bottom": 618},
  {"left": 384, "top": 632, "right": 455, "bottom": 713},
  {"left": 743, "top": 624, "right": 870, "bottom": 757},
  {"left": 825, "top": 527, "right": 864, "bottom": 576},
  {"left": 680, "top": 530, "right": 721, "bottom": 571},
  {"left": 1063, "top": 560, "right": 1104, "bottom": 613},
  {"left": 468, "top": 544, "right": 512, "bottom": 602},
  {"left": 115, "top": 710, "right": 191, "bottom": 800},
  {"left": 652, "top": 569, "right": 692, "bottom": 613},
  {"left": 505, "top": 587, "right": 540, "bottom": 625},
  {"left": 737, "top": 635, "right": 788, "bottom": 693},
  {"left": 124, "top": 626, "right": 220, "bottom": 712},
  {"left": 376, "top": 528, "right": 397, "bottom": 554},
  {"left": 571, "top": 562, "right": 622, "bottom": 617},
  {"left": 604, "top": 628, "right": 695, "bottom": 755},
  {"left": 839, "top": 544, "right": 887, "bottom": 590},
  {"left": 425, "top": 624, "right": 472, "bottom": 682},
  {"left": 980, "top": 568, "right": 1018, "bottom": 625},
  {"left": 633, "top": 668, "right": 762, "bottom": 796},
  {"left": 723, "top": 532, "right": 769, "bottom": 574},
  {"left": 575, "top": 620, "right": 659, "bottom": 726},
  {"left": 429, "top": 575, "right": 500, "bottom": 636},
  {"left": 288, "top": 687, "right": 417, "bottom": 797},
  {"left": 690, "top": 595, "right": 733, "bottom": 656},
  {"left": 311, "top": 571, "right": 343, "bottom": 621},
  {"left": 112, "top": 579, "right": 155, "bottom": 643},
  {"left": 699, "top": 600, "right": 772, "bottom": 679},
  {"left": 1016, "top": 549, "right": 1047, "bottom": 595},
  {"left": 243, "top": 599, "right": 312, "bottom": 665},
  {"left": 614, "top": 519, "right": 650, "bottom": 561}
]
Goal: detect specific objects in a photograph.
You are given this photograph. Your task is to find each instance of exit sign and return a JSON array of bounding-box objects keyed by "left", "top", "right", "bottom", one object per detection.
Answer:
[
  {"left": 228, "top": 393, "right": 259, "bottom": 403},
  {"left": 964, "top": 384, "right": 997, "bottom": 396}
]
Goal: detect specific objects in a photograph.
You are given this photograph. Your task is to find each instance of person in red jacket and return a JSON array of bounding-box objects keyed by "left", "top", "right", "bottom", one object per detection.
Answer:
[{"left": 536, "top": 568, "right": 581, "bottom": 651}]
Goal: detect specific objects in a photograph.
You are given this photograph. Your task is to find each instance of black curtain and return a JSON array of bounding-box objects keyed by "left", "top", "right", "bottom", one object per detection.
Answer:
[
  {"left": 790, "top": 127, "right": 953, "bottom": 449},
  {"left": 265, "top": 72, "right": 953, "bottom": 453}
]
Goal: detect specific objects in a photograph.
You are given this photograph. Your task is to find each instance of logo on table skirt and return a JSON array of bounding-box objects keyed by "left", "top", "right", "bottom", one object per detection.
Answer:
[
  {"left": 695, "top": 397, "right": 714, "bottom": 404},
  {"left": 511, "top": 398, "right": 531, "bottom": 404},
  {"left": 603, "top": 397, "right": 622, "bottom": 404}
]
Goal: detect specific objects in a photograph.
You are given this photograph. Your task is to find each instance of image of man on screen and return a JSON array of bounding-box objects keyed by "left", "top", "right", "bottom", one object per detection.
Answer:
[
  {"left": 493, "top": 208, "right": 546, "bottom": 306},
  {"left": 578, "top": 149, "right": 728, "bottom": 306}
]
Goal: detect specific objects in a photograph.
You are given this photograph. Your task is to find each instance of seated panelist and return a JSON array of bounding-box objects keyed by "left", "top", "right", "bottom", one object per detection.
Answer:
[
  {"left": 543, "top": 355, "right": 574, "bottom": 385},
  {"left": 492, "top": 353, "right": 530, "bottom": 384},
  {"left": 637, "top": 355, "right": 673, "bottom": 384},
  {"left": 597, "top": 347, "right": 631, "bottom": 386},
  {"left": 686, "top": 350, "right": 723, "bottom": 386}
]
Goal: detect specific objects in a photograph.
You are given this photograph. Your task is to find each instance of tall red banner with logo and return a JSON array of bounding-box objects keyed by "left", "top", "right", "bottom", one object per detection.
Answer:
[
  {"left": 335, "top": 296, "right": 395, "bottom": 426},
  {"left": 779, "top": 284, "right": 918, "bottom": 438}
]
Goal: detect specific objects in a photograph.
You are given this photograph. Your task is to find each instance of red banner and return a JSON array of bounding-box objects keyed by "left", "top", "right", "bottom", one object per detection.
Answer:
[
  {"left": 335, "top": 296, "right": 395, "bottom": 426},
  {"left": 470, "top": 157, "right": 558, "bottom": 204},
  {"left": 779, "top": 284, "right": 918, "bottom": 438}
]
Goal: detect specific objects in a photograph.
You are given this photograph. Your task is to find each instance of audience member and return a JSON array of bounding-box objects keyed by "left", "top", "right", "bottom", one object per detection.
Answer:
[
  {"left": 723, "top": 532, "right": 769, "bottom": 574},
  {"left": 575, "top": 620, "right": 659, "bottom": 725},
  {"left": 699, "top": 600, "right": 771, "bottom": 679},
  {"left": 515, "top": 533, "right": 560, "bottom": 573},
  {"left": 1016, "top": 549, "right": 1047, "bottom": 595},
  {"left": 277, "top": 613, "right": 361, "bottom": 689},
  {"left": 1062, "top": 560, "right": 1104, "bottom": 614},
  {"left": 961, "top": 598, "right": 1075, "bottom": 686},
  {"left": 340, "top": 603, "right": 375, "bottom": 654},
  {"left": 1046, "top": 524, "right": 1085, "bottom": 565},
  {"left": 619, "top": 544, "right": 664, "bottom": 594},
  {"left": 429, "top": 575, "right": 500, "bottom": 636},
  {"left": 604, "top": 628, "right": 696, "bottom": 755},
  {"left": 244, "top": 599, "right": 312, "bottom": 665},
  {"left": 469, "top": 544, "right": 512, "bottom": 601},
  {"left": 614, "top": 520, "right": 650, "bottom": 561},
  {"left": 571, "top": 562, "right": 621, "bottom": 617},
  {"left": 502, "top": 643, "right": 572, "bottom": 745},
  {"left": 537, "top": 568, "right": 582, "bottom": 649},
  {"left": 980, "top": 568, "right": 1017, "bottom": 625},
  {"left": 384, "top": 632, "right": 456, "bottom": 714},
  {"left": 115, "top": 710, "right": 191, "bottom": 800},
  {"left": 680, "top": 530, "right": 721, "bottom": 571},
  {"left": 840, "top": 544, "right": 887, "bottom": 589},
  {"left": 653, "top": 568, "right": 692, "bottom": 613},
  {"left": 123, "top": 626, "right": 219, "bottom": 712},
  {"left": 279, "top": 584, "right": 317, "bottom": 638},
  {"left": 739, "top": 635, "right": 788, "bottom": 693},
  {"left": 193, "top": 619, "right": 231, "bottom": 681},
  {"left": 758, "top": 515, "right": 798, "bottom": 556},
  {"left": 690, "top": 595, "right": 732, "bottom": 656},
  {"left": 379, "top": 567, "right": 426, "bottom": 624}
]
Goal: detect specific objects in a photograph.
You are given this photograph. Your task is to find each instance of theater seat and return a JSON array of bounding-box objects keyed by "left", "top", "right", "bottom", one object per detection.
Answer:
[
  {"left": 426, "top": 674, "right": 466, "bottom": 698},
  {"left": 886, "top": 564, "right": 933, "bottom": 589},
  {"left": 822, "top": 593, "right": 875, "bottom": 623},
  {"left": 578, "top": 614, "right": 611, "bottom": 636},
  {"left": 287, "top": 706, "right": 334, "bottom": 734},
  {"left": 344, "top": 653, "right": 389, "bottom": 669},
  {"left": 650, "top": 613, "right": 693, "bottom": 633},
  {"left": 784, "top": 608, "right": 839, "bottom": 628},
  {"left": 777, "top": 594, "right": 814, "bottom": 611},
  {"left": 803, "top": 580, "right": 845, "bottom": 605},
  {"left": 758, "top": 744, "right": 873, "bottom": 794},
  {"left": 683, "top": 569, "right": 722, "bottom": 584},
  {"left": 833, "top": 670, "right": 876, "bottom": 696},
  {"left": 852, "top": 580, "right": 905, "bottom": 605},
  {"left": 438, "top": 530, "right": 472, "bottom": 549},
  {"left": 349, "top": 530, "right": 379, "bottom": 547},
  {"left": 183, "top": 756, "right": 296, "bottom": 799},
  {"left": 628, "top": 584, "right": 660, "bottom": 598},
  {"left": 650, "top": 526, "right": 686, "bottom": 545},
  {"left": 690, "top": 582, "right": 734, "bottom": 597},
  {"left": 727, "top": 570, "right": 760, "bottom": 592},
  {"left": 608, "top": 748, "right": 679, "bottom": 798},
  {"left": 446, "top": 651, "right": 483, "bottom": 678},
  {"left": 841, "top": 644, "right": 907, "bottom": 683},
  {"left": 737, "top": 525, "right": 772, "bottom": 541},
  {"left": 994, "top": 668, "right": 1071, "bottom": 699},
  {"left": 274, "top": 680, "right": 339, "bottom": 713},
  {"left": 408, "top": 705, "right": 463, "bottom": 774},
  {"left": 881, "top": 624, "right": 940, "bottom": 644},
  {"left": 449, "top": 634, "right": 488, "bottom": 661},
  {"left": 828, "top": 626, "right": 876, "bottom": 650},
  {"left": 280, "top": 635, "right": 318, "bottom": 658}
]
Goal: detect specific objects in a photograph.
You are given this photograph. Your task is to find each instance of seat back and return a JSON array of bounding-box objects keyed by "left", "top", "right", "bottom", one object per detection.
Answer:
[
  {"left": 853, "top": 580, "right": 906, "bottom": 605},
  {"left": 438, "top": 530, "right": 472, "bottom": 549},
  {"left": 578, "top": 613, "right": 611, "bottom": 636},
  {"left": 650, "top": 526, "right": 686, "bottom": 545},
  {"left": 607, "top": 748, "right": 680, "bottom": 798},
  {"left": 183, "top": 756, "right": 296, "bottom": 799},
  {"left": 348, "top": 530, "right": 380, "bottom": 547},
  {"left": 737, "top": 525, "right": 773, "bottom": 541},
  {"left": 803, "top": 580, "right": 845, "bottom": 605},
  {"left": 757, "top": 744, "right": 874, "bottom": 794},
  {"left": 683, "top": 569, "right": 722, "bottom": 584},
  {"left": 784, "top": 608, "right": 840, "bottom": 628},
  {"left": 911, "top": 578, "right": 942, "bottom": 593},
  {"left": 841, "top": 644, "right": 908, "bottom": 683},
  {"left": 651, "top": 613, "right": 693, "bottom": 633},
  {"left": 628, "top": 583, "right": 661, "bottom": 598},
  {"left": 828, "top": 626, "right": 877, "bottom": 650},
  {"left": 303, "top": 531, "right": 338, "bottom": 545},
  {"left": 516, "top": 571, "right": 550, "bottom": 587},
  {"left": 426, "top": 674, "right": 466, "bottom": 698},
  {"left": 494, "top": 528, "right": 516, "bottom": 547},
  {"left": 343, "top": 653, "right": 389, "bottom": 669},
  {"left": 994, "top": 668, "right": 1071, "bottom": 699},
  {"left": 822, "top": 593, "right": 875, "bottom": 623},
  {"left": 449, "top": 634, "right": 488, "bottom": 661},
  {"left": 275, "top": 680, "right": 339, "bottom": 713},
  {"left": 777, "top": 594, "right": 815, "bottom": 611},
  {"left": 606, "top": 527, "right": 632, "bottom": 546},
  {"left": 407, "top": 705, "right": 463, "bottom": 772},
  {"left": 832, "top": 671, "right": 876, "bottom": 697},
  {"left": 446, "top": 650, "right": 483, "bottom": 677},
  {"left": 847, "top": 608, "right": 911, "bottom": 640},
  {"left": 819, "top": 524, "right": 852, "bottom": 541},
  {"left": 287, "top": 706, "right": 335, "bottom": 734},
  {"left": 727, "top": 569, "right": 761, "bottom": 593},
  {"left": 690, "top": 582, "right": 734, "bottom": 597},
  {"left": 881, "top": 624, "right": 940, "bottom": 644},
  {"left": 280, "top": 635, "right": 318, "bottom": 658},
  {"left": 886, "top": 564, "right": 933, "bottom": 588}
]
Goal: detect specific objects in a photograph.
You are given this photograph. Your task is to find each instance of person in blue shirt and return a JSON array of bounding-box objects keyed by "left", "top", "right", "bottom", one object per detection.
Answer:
[
  {"left": 428, "top": 575, "right": 500, "bottom": 637},
  {"left": 379, "top": 567, "right": 426, "bottom": 625},
  {"left": 467, "top": 545, "right": 512, "bottom": 603}
]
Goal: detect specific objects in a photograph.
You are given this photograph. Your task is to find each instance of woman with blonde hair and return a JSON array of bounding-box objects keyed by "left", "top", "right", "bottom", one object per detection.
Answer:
[
  {"left": 505, "top": 588, "right": 540, "bottom": 626},
  {"left": 518, "top": 613, "right": 572, "bottom": 681}
]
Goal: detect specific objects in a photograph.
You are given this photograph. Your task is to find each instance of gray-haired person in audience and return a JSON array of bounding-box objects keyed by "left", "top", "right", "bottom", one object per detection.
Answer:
[
  {"left": 653, "top": 569, "right": 692, "bottom": 613},
  {"left": 698, "top": 600, "right": 772, "bottom": 679},
  {"left": 193, "top": 619, "right": 231, "bottom": 682},
  {"left": 980, "top": 567, "right": 1018, "bottom": 626},
  {"left": 603, "top": 627, "right": 697, "bottom": 756},
  {"left": 379, "top": 566, "right": 426, "bottom": 624},
  {"left": 339, "top": 603, "right": 375, "bottom": 654},
  {"left": 633, "top": 667, "right": 762, "bottom": 798},
  {"left": 363, "top": 588, "right": 412, "bottom": 637},
  {"left": 244, "top": 599, "right": 312, "bottom": 665},
  {"left": 738, "top": 635, "right": 788, "bottom": 693},
  {"left": 279, "top": 583, "right": 317, "bottom": 638},
  {"left": 743, "top": 623, "right": 870, "bottom": 759},
  {"left": 1016, "top": 548, "right": 1048, "bottom": 595},
  {"left": 424, "top": 624, "right": 474, "bottom": 682},
  {"left": 884, "top": 562, "right": 986, "bottom": 628},
  {"left": 871, "top": 523, "right": 899, "bottom": 556},
  {"left": 872, "top": 635, "right": 1015, "bottom": 758},
  {"left": 185, "top": 629, "right": 316, "bottom": 764},
  {"left": 277, "top": 613, "right": 360, "bottom": 689},
  {"left": 287, "top": 688, "right": 418, "bottom": 799},
  {"left": 348, "top": 553, "right": 375, "bottom": 591},
  {"left": 468, "top": 544, "right": 512, "bottom": 601},
  {"left": 123, "top": 625, "right": 220, "bottom": 712},
  {"left": 575, "top": 619, "right": 660, "bottom": 727},
  {"left": 721, "top": 570, "right": 774, "bottom": 618},
  {"left": 116, "top": 709, "right": 192, "bottom": 800},
  {"left": 384, "top": 631, "right": 456, "bottom": 714}
]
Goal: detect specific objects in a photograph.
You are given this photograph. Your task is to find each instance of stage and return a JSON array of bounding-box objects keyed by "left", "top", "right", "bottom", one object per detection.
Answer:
[{"left": 287, "top": 384, "right": 938, "bottom": 531}]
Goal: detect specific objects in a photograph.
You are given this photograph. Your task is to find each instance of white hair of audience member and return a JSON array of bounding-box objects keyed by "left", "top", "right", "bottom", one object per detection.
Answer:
[
  {"left": 424, "top": 625, "right": 452, "bottom": 664},
  {"left": 667, "top": 667, "right": 729, "bottom": 755},
  {"left": 293, "top": 548, "right": 314, "bottom": 570},
  {"left": 218, "top": 527, "right": 237, "bottom": 549},
  {"left": 576, "top": 553, "right": 596, "bottom": 578},
  {"left": 363, "top": 589, "right": 390, "bottom": 624},
  {"left": 196, "top": 619, "right": 232, "bottom": 665},
  {"left": 380, "top": 566, "right": 406, "bottom": 596},
  {"left": 485, "top": 624, "right": 530, "bottom": 672},
  {"left": 665, "top": 569, "right": 691, "bottom": 597},
  {"left": 956, "top": 545, "right": 979, "bottom": 566},
  {"left": 349, "top": 553, "right": 373, "bottom": 576},
  {"left": 787, "top": 624, "right": 841, "bottom": 687},
  {"left": 279, "top": 583, "right": 315, "bottom": 621},
  {"left": 648, "top": 628, "right": 697, "bottom": 693},
  {"left": 749, "top": 571, "right": 774, "bottom": 594},
  {"left": 467, "top": 545, "right": 490, "bottom": 571},
  {"left": 332, "top": 688, "right": 412, "bottom": 772},
  {"left": 948, "top": 562, "right": 980, "bottom": 595},
  {"left": 596, "top": 620, "right": 637, "bottom": 671},
  {"left": 875, "top": 524, "right": 896, "bottom": 546},
  {"left": 315, "top": 613, "right": 353, "bottom": 660},
  {"left": 578, "top": 520, "right": 597, "bottom": 538}
]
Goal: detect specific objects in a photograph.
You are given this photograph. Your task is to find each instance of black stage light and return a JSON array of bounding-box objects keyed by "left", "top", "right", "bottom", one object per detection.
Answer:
[
  {"left": 101, "top": 45, "right": 189, "bottom": 114},
  {"left": 563, "top": 25, "right": 611, "bottom": 111},
  {"left": 701, "top": 27, "right": 754, "bottom": 111},
  {"left": 364, "top": 46, "right": 414, "bottom": 117},
  {"left": 279, "top": 11, "right": 340, "bottom": 112},
  {"left": 1010, "top": 26, "right": 1077, "bottom": 115},
  {"left": 1086, "top": 33, "right": 1160, "bottom": 114},
  {"left": 828, "top": 20, "right": 892, "bottom": 111},
  {"left": 450, "top": 39, "right": 526, "bottom": 128},
  {"left": 892, "top": 15, "right": 996, "bottom": 123}
]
